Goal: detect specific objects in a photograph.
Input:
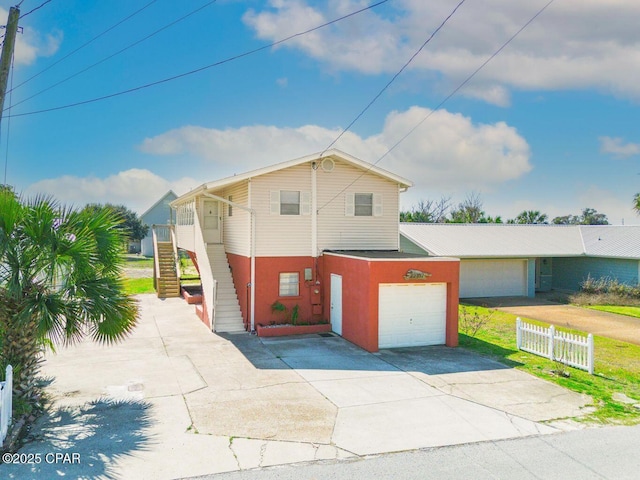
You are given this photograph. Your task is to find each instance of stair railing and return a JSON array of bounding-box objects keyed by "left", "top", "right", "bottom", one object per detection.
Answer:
[{"left": 193, "top": 213, "right": 216, "bottom": 330}]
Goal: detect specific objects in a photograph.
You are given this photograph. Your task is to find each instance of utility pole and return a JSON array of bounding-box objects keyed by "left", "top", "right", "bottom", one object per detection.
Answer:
[{"left": 0, "top": 5, "right": 20, "bottom": 125}]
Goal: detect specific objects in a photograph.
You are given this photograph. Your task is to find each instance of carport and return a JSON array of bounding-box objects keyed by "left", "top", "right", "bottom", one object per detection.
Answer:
[{"left": 322, "top": 251, "right": 459, "bottom": 352}]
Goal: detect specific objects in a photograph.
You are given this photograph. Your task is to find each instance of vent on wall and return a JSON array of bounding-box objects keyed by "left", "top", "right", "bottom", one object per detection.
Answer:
[{"left": 321, "top": 158, "right": 335, "bottom": 172}]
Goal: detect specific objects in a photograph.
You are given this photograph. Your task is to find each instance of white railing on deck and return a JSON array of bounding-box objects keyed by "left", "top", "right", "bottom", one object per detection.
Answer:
[
  {"left": 175, "top": 200, "right": 196, "bottom": 251},
  {"left": 193, "top": 212, "right": 216, "bottom": 329},
  {"left": 516, "top": 318, "right": 594, "bottom": 374},
  {"left": 1, "top": 365, "right": 13, "bottom": 443}
]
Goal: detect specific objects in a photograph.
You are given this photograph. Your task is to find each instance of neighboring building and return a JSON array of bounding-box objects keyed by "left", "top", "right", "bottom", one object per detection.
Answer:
[
  {"left": 400, "top": 223, "right": 640, "bottom": 298},
  {"left": 140, "top": 190, "right": 178, "bottom": 257},
  {"left": 170, "top": 150, "right": 460, "bottom": 352}
]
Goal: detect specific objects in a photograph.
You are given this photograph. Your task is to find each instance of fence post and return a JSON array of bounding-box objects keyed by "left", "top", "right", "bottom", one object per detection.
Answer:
[
  {"left": 587, "top": 333, "right": 594, "bottom": 374},
  {"left": 548, "top": 325, "right": 555, "bottom": 361},
  {"left": 516, "top": 318, "right": 521, "bottom": 349}
]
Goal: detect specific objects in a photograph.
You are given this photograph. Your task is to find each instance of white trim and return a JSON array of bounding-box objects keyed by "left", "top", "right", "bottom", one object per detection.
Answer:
[
  {"left": 322, "top": 251, "right": 459, "bottom": 262},
  {"left": 311, "top": 164, "right": 318, "bottom": 257},
  {"left": 171, "top": 149, "right": 413, "bottom": 206}
]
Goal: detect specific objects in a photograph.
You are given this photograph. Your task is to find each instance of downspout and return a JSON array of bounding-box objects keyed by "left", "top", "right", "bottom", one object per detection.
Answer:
[
  {"left": 202, "top": 190, "right": 257, "bottom": 332},
  {"left": 311, "top": 161, "right": 318, "bottom": 258}
]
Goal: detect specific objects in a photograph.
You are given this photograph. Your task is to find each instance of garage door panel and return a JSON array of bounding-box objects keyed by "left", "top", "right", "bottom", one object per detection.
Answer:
[
  {"left": 460, "top": 259, "right": 527, "bottom": 298},
  {"left": 379, "top": 283, "right": 446, "bottom": 349}
]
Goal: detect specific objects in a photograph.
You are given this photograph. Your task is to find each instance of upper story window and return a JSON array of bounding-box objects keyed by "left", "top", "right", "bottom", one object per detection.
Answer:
[
  {"left": 345, "top": 193, "right": 383, "bottom": 217},
  {"left": 355, "top": 193, "right": 373, "bottom": 216},
  {"left": 270, "top": 190, "right": 311, "bottom": 216},
  {"left": 280, "top": 190, "right": 300, "bottom": 215}
]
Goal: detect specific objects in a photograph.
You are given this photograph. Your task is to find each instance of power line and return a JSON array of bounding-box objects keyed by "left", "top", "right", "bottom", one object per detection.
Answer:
[
  {"left": 19, "top": 0, "right": 52, "bottom": 20},
  {"left": 8, "top": 0, "right": 217, "bottom": 112},
  {"left": 321, "top": 0, "right": 467, "bottom": 157},
  {"left": 318, "top": 0, "right": 556, "bottom": 212},
  {"left": 5, "top": 0, "right": 391, "bottom": 118},
  {"left": 9, "top": 0, "right": 160, "bottom": 94}
]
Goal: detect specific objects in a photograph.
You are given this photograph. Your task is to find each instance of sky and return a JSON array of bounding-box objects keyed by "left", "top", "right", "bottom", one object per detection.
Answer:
[{"left": 1, "top": 0, "right": 639, "bottom": 224}]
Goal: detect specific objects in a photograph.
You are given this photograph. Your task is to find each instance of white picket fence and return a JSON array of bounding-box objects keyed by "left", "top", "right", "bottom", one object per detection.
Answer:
[
  {"left": 0, "top": 365, "right": 13, "bottom": 444},
  {"left": 516, "top": 318, "right": 594, "bottom": 374}
]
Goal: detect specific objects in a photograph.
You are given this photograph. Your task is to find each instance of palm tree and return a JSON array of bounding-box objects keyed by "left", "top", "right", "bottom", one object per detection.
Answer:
[
  {"left": 514, "top": 210, "right": 548, "bottom": 224},
  {"left": 634, "top": 193, "right": 640, "bottom": 215},
  {"left": 0, "top": 191, "right": 139, "bottom": 407}
]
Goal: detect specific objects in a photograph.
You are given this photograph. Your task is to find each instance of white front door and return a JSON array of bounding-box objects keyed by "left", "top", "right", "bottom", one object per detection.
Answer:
[
  {"left": 202, "top": 199, "right": 221, "bottom": 244},
  {"left": 330, "top": 274, "right": 343, "bottom": 335}
]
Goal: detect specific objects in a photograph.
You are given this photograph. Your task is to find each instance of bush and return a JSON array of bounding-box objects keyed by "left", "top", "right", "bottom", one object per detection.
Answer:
[
  {"left": 459, "top": 306, "right": 495, "bottom": 337},
  {"left": 571, "top": 275, "right": 640, "bottom": 306}
]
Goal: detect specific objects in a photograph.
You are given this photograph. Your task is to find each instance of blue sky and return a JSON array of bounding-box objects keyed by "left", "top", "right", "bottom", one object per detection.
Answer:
[{"left": 2, "top": 0, "right": 639, "bottom": 224}]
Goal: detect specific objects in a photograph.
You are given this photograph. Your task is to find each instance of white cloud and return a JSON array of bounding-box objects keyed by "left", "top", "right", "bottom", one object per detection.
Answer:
[
  {"left": 0, "top": 8, "right": 62, "bottom": 66},
  {"left": 138, "top": 106, "right": 532, "bottom": 191},
  {"left": 24, "top": 169, "right": 199, "bottom": 214},
  {"left": 599, "top": 136, "right": 640, "bottom": 157},
  {"left": 243, "top": 0, "right": 640, "bottom": 104},
  {"left": 578, "top": 186, "right": 640, "bottom": 225}
]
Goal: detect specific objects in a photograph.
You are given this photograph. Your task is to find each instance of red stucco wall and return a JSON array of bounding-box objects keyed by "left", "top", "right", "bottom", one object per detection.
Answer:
[
  {"left": 323, "top": 254, "right": 460, "bottom": 352},
  {"left": 226, "top": 253, "right": 251, "bottom": 330},
  {"left": 254, "top": 256, "right": 323, "bottom": 325}
]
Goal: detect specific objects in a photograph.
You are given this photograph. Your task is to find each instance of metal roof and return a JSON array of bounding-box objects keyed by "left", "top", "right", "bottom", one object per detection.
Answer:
[{"left": 400, "top": 223, "right": 640, "bottom": 259}]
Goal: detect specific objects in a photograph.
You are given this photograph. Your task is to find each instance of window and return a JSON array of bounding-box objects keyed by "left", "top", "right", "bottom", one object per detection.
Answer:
[
  {"left": 345, "top": 193, "right": 383, "bottom": 217},
  {"left": 279, "top": 272, "right": 299, "bottom": 297},
  {"left": 355, "top": 193, "right": 373, "bottom": 216},
  {"left": 228, "top": 196, "right": 233, "bottom": 217},
  {"left": 280, "top": 191, "right": 300, "bottom": 215},
  {"left": 271, "top": 190, "right": 310, "bottom": 215}
]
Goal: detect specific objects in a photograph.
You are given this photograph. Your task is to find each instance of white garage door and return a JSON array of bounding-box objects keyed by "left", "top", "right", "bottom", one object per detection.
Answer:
[
  {"left": 460, "top": 259, "right": 527, "bottom": 298},
  {"left": 378, "top": 283, "right": 447, "bottom": 349}
]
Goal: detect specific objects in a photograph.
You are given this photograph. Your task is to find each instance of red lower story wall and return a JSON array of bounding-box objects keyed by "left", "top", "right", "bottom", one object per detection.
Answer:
[
  {"left": 322, "top": 253, "right": 460, "bottom": 352},
  {"left": 226, "top": 253, "right": 251, "bottom": 330}
]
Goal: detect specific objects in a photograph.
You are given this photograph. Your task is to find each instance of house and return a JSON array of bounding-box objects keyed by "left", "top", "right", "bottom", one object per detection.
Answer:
[
  {"left": 400, "top": 223, "right": 640, "bottom": 298},
  {"left": 140, "top": 190, "right": 178, "bottom": 257},
  {"left": 168, "top": 150, "right": 460, "bottom": 352}
]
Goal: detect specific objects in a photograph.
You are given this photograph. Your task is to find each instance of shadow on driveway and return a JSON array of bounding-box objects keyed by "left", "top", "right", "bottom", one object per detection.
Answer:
[
  {"left": 0, "top": 398, "right": 154, "bottom": 480},
  {"left": 221, "top": 331, "right": 522, "bottom": 375}
]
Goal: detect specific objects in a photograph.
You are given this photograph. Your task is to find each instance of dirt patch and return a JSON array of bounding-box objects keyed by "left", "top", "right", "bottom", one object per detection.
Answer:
[{"left": 469, "top": 297, "right": 640, "bottom": 346}]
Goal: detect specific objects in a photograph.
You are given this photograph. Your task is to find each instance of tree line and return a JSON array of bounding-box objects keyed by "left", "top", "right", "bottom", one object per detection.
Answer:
[{"left": 400, "top": 193, "right": 610, "bottom": 225}]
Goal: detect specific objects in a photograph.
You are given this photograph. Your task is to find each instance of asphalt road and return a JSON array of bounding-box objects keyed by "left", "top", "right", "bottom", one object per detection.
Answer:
[{"left": 187, "top": 424, "right": 640, "bottom": 480}]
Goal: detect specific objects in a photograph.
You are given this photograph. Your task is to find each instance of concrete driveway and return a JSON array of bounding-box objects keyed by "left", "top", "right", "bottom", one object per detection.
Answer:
[
  {"left": 0, "top": 295, "right": 592, "bottom": 480},
  {"left": 465, "top": 296, "right": 640, "bottom": 345}
]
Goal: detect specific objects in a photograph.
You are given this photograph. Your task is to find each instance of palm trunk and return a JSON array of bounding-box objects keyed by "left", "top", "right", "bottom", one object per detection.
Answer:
[{"left": 0, "top": 311, "right": 43, "bottom": 405}]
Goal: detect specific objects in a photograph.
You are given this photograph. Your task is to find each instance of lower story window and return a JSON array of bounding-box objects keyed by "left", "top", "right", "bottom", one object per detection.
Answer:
[{"left": 279, "top": 272, "right": 299, "bottom": 296}]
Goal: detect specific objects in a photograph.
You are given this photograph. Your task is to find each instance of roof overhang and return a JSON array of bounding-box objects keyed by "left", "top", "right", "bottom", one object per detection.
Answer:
[{"left": 171, "top": 149, "right": 413, "bottom": 206}]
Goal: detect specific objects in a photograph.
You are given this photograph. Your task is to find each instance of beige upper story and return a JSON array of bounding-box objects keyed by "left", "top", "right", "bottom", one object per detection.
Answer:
[{"left": 171, "top": 150, "right": 412, "bottom": 257}]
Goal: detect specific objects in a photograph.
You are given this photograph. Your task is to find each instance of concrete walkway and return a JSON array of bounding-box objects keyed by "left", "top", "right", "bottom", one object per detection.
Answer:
[
  {"left": 0, "top": 295, "right": 592, "bottom": 479},
  {"left": 466, "top": 296, "right": 640, "bottom": 345}
]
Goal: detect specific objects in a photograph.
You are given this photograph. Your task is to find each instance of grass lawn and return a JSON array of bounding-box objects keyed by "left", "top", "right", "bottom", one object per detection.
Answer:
[
  {"left": 587, "top": 305, "right": 640, "bottom": 319},
  {"left": 123, "top": 255, "right": 154, "bottom": 268},
  {"left": 123, "top": 277, "right": 155, "bottom": 295},
  {"left": 459, "top": 304, "right": 640, "bottom": 425}
]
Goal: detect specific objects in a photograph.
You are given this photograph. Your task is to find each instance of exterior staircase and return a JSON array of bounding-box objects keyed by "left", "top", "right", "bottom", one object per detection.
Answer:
[
  {"left": 155, "top": 241, "right": 181, "bottom": 298},
  {"left": 206, "top": 244, "right": 245, "bottom": 333}
]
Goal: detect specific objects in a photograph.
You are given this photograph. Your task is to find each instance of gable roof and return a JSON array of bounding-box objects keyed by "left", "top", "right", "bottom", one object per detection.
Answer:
[
  {"left": 172, "top": 149, "right": 412, "bottom": 205},
  {"left": 141, "top": 190, "right": 177, "bottom": 219},
  {"left": 400, "top": 223, "right": 640, "bottom": 260}
]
